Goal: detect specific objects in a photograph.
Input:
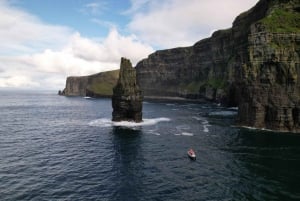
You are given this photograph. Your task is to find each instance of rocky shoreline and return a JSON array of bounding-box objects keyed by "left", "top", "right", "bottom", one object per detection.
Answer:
[{"left": 60, "top": 0, "right": 300, "bottom": 133}]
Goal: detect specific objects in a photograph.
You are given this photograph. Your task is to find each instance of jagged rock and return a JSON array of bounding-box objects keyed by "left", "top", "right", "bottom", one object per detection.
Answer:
[
  {"left": 112, "top": 58, "right": 143, "bottom": 122},
  {"left": 58, "top": 90, "right": 64, "bottom": 95},
  {"left": 135, "top": 0, "right": 300, "bottom": 132}
]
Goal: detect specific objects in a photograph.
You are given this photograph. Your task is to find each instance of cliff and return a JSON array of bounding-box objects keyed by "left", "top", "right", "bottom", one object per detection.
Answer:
[
  {"left": 135, "top": 0, "right": 300, "bottom": 132},
  {"left": 61, "top": 70, "right": 119, "bottom": 97}
]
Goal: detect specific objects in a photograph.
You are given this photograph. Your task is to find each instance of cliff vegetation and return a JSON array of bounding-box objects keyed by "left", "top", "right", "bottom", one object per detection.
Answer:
[{"left": 60, "top": 69, "right": 119, "bottom": 97}]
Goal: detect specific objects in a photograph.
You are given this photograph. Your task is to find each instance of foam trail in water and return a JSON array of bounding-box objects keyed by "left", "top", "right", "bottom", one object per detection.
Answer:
[
  {"left": 146, "top": 129, "right": 161, "bottom": 135},
  {"left": 88, "top": 117, "right": 171, "bottom": 128},
  {"left": 208, "top": 111, "right": 237, "bottom": 117},
  {"left": 174, "top": 132, "right": 194, "bottom": 136},
  {"left": 192, "top": 116, "right": 203, "bottom": 121},
  {"left": 166, "top": 103, "right": 176, "bottom": 106},
  {"left": 192, "top": 116, "right": 211, "bottom": 132},
  {"left": 203, "top": 125, "right": 210, "bottom": 133},
  {"left": 202, "top": 121, "right": 211, "bottom": 133},
  {"left": 182, "top": 132, "right": 194, "bottom": 136}
]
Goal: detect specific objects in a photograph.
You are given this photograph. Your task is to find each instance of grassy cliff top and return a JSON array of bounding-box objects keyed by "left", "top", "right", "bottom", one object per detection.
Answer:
[
  {"left": 260, "top": 6, "right": 300, "bottom": 33},
  {"left": 87, "top": 70, "right": 119, "bottom": 96}
]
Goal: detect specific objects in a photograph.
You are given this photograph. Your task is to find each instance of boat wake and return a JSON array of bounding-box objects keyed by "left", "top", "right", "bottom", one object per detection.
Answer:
[
  {"left": 193, "top": 116, "right": 211, "bottom": 133},
  {"left": 88, "top": 117, "right": 171, "bottom": 128}
]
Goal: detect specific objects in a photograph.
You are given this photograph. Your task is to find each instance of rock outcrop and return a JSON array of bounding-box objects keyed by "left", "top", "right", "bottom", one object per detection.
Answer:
[
  {"left": 60, "top": 70, "right": 119, "bottom": 97},
  {"left": 135, "top": 0, "right": 300, "bottom": 132},
  {"left": 112, "top": 58, "right": 143, "bottom": 122}
]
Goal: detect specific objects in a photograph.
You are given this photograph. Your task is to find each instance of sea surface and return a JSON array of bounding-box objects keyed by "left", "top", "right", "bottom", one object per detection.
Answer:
[{"left": 1, "top": 91, "right": 300, "bottom": 201}]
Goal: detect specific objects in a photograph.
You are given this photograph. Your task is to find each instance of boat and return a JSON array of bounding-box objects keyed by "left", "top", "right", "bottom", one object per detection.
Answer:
[{"left": 187, "top": 149, "right": 196, "bottom": 160}]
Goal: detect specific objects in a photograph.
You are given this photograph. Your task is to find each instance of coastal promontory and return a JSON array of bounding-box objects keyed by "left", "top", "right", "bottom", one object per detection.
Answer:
[{"left": 60, "top": 70, "right": 119, "bottom": 97}]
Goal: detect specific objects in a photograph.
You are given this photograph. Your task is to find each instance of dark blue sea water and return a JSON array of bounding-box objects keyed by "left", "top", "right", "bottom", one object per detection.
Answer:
[{"left": 1, "top": 91, "right": 300, "bottom": 201}]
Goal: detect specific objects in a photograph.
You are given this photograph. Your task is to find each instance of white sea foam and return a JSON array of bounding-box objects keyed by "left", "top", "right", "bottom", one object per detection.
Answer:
[
  {"left": 208, "top": 111, "right": 237, "bottom": 117},
  {"left": 146, "top": 129, "right": 161, "bottom": 136},
  {"left": 192, "top": 116, "right": 202, "bottom": 121},
  {"left": 182, "top": 132, "right": 194, "bottom": 136},
  {"left": 202, "top": 120, "right": 209, "bottom": 125},
  {"left": 174, "top": 132, "right": 194, "bottom": 136},
  {"left": 166, "top": 103, "right": 176, "bottom": 106},
  {"left": 203, "top": 125, "right": 210, "bottom": 133},
  {"left": 88, "top": 117, "right": 171, "bottom": 128},
  {"left": 240, "top": 126, "right": 273, "bottom": 132},
  {"left": 192, "top": 116, "right": 211, "bottom": 132},
  {"left": 176, "top": 125, "right": 190, "bottom": 130}
]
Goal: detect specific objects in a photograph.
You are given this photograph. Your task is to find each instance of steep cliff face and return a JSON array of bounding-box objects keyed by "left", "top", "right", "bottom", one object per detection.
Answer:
[
  {"left": 135, "top": 0, "right": 300, "bottom": 132},
  {"left": 61, "top": 70, "right": 119, "bottom": 97},
  {"left": 112, "top": 58, "right": 143, "bottom": 122},
  {"left": 63, "top": 76, "right": 89, "bottom": 96}
]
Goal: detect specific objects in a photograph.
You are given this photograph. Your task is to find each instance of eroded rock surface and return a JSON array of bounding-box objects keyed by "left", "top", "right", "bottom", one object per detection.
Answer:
[
  {"left": 135, "top": 0, "right": 300, "bottom": 132},
  {"left": 112, "top": 58, "right": 143, "bottom": 122}
]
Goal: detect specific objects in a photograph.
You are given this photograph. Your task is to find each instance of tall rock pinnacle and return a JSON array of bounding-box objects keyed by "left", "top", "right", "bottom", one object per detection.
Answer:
[{"left": 112, "top": 57, "right": 143, "bottom": 122}]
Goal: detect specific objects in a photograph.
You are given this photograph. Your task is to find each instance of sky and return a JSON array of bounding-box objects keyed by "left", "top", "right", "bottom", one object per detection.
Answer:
[{"left": 0, "top": 0, "right": 259, "bottom": 90}]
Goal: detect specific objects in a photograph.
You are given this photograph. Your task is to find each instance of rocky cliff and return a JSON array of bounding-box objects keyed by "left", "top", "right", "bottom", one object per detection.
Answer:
[
  {"left": 135, "top": 0, "right": 300, "bottom": 132},
  {"left": 60, "top": 70, "right": 119, "bottom": 97},
  {"left": 112, "top": 58, "right": 143, "bottom": 122}
]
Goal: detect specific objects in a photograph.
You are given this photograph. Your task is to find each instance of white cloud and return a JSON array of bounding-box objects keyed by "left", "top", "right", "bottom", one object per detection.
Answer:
[
  {"left": 124, "top": 0, "right": 151, "bottom": 14},
  {"left": 70, "top": 29, "right": 153, "bottom": 65},
  {"left": 128, "top": 0, "right": 259, "bottom": 48},
  {"left": 0, "top": 0, "right": 72, "bottom": 55},
  {"left": 17, "top": 29, "right": 153, "bottom": 77},
  {"left": 0, "top": 1, "right": 153, "bottom": 90},
  {"left": 0, "top": 75, "right": 39, "bottom": 88},
  {"left": 80, "top": 1, "right": 108, "bottom": 16}
]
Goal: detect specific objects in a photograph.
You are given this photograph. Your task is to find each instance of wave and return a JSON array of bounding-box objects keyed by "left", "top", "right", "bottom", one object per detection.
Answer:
[
  {"left": 166, "top": 103, "right": 176, "bottom": 106},
  {"left": 182, "top": 132, "right": 194, "bottom": 136},
  {"left": 208, "top": 111, "right": 237, "bottom": 117},
  {"left": 88, "top": 117, "right": 171, "bottom": 128},
  {"left": 192, "top": 116, "right": 211, "bottom": 132},
  {"left": 192, "top": 116, "right": 202, "bottom": 121},
  {"left": 174, "top": 132, "right": 194, "bottom": 136},
  {"left": 146, "top": 130, "right": 161, "bottom": 136},
  {"left": 203, "top": 125, "right": 210, "bottom": 133}
]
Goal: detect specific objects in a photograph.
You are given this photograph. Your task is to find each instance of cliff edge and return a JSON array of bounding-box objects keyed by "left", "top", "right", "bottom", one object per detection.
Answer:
[
  {"left": 60, "top": 70, "right": 119, "bottom": 97},
  {"left": 135, "top": 0, "right": 300, "bottom": 132}
]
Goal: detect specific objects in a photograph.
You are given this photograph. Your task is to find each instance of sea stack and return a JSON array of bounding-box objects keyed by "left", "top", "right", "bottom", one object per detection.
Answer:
[{"left": 112, "top": 57, "right": 143, "bottom": 122}]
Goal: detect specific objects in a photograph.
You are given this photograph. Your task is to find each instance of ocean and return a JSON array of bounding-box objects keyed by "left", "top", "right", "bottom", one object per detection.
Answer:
[{"left": 1, "top": 91, "right": 300, "bottom": 201}]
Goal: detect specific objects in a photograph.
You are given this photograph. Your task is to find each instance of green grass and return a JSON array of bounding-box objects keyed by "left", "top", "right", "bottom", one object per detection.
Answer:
[
  {"left": 260, "top": 8, "right": 300, "bottom": 33},
  {"left": 87, "top": 70, "right": 119, "bottom": 96},
  {"left": 179, "top": 81, "right": 205, "bottom": 93},
  {"left": 206, "top": 78, "right": 227, "bottom": 90}
]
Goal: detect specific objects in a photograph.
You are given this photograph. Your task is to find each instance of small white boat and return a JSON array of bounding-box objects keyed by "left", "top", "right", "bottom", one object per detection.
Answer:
[{"left": 187, "top": 149, "right": 196, "bottom": 160}]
